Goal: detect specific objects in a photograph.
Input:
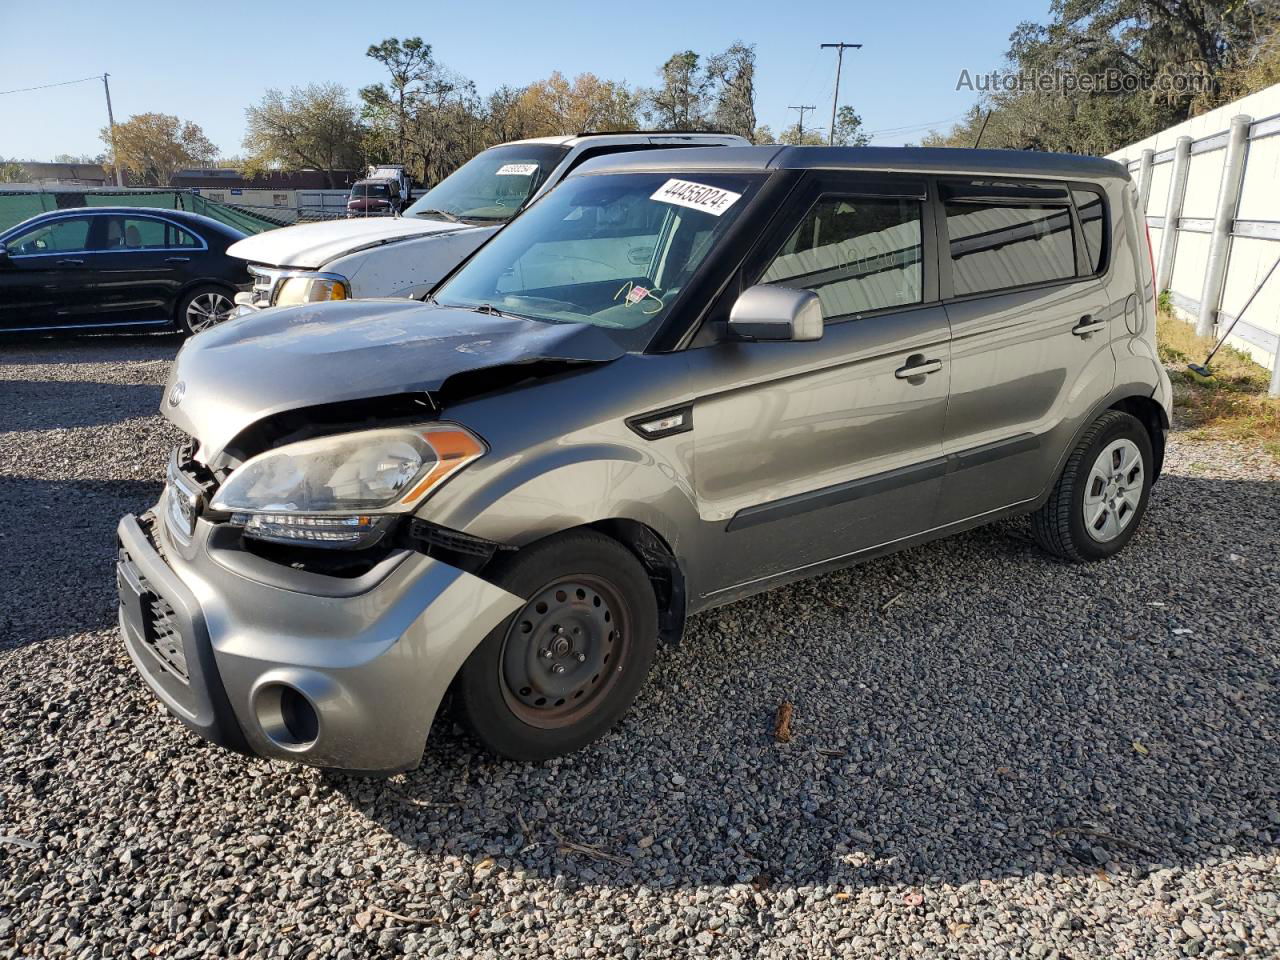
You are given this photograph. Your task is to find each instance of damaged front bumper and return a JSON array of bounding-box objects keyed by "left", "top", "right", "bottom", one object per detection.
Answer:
[{"left": 116, "top": 495, "right": 522, "bottom": 774}]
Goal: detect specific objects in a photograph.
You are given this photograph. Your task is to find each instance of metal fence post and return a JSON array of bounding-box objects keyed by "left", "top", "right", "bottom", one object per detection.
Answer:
[
  {"left": 1197, "top": 115, "right": 1252, "bottom": 338},
  {"left": 1157, "top": 135, "right": 1193, "bottom": 294},
  {"left": 1271, "top": 349, "right": 1280, "bottom": 397},
  {"left": 1138, "top": 148, "right": 1155, "bottom": 215}
]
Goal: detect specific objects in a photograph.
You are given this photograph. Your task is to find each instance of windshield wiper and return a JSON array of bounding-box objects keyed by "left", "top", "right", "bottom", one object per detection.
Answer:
[
  {"left": 413, "top": 208, "right": 460, "bottom": 223},
  {"left": 472, "top": 303, "right": 505, "bottom": 316}
]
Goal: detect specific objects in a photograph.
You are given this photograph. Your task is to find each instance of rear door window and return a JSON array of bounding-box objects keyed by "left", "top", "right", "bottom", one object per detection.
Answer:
[
  {"left": 943, "top": 187, "right": 1076, "bottom": 297},
  {"left": 761, "top": 196, "right": 924, "bottom": 319}
]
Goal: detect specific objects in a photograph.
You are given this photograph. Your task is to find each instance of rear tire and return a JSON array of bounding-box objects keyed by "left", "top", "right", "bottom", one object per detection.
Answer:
[
  {"left": 1031, "top": 410, "right": 1153, "bottom": 562},
  {"left": 176, "top": 284, "right": 235, "bottom": 335},
  {"left": 456, "top": 531, "right": 658, "bottom": 761}
]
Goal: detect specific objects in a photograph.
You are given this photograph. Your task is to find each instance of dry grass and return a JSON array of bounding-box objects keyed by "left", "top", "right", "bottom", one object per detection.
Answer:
[{"left": 1156, "top": 310, "right": 1280, "bottom": 460}]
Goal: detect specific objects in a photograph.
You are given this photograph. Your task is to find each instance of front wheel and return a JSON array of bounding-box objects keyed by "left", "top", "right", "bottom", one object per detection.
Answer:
[
  {"left": 1031, "top": 410, "right": 1153, "bottom": 561},
  {"left": 455, "top": 531, "right": 658, "bottom": 761}
]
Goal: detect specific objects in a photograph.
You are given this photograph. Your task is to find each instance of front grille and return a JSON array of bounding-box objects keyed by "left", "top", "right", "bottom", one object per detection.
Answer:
[
  {"left": 119, "top": 544, "right": 189, "bottom": 684},
  {"left": 247, "top": 265, "right": 285, "bottom": 308}
]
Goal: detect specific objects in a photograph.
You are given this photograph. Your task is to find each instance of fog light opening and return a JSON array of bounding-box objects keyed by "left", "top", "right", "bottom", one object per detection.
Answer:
[{"left": 256, "top": 683, "right": 320, "bottom": 750}]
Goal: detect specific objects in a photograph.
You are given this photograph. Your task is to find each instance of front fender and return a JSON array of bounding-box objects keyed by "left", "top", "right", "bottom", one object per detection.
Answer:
[{"left": 425, "top": 439, "right": 701, "bottom": 562}]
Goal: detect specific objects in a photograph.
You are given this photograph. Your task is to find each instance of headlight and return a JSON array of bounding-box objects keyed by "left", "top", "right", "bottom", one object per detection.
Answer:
[
  {"left": 209, "top": 424, "right": 484, "bottom": 548},
  {"left": 274, "top": 275, "right": 349, "bottom": 307}
]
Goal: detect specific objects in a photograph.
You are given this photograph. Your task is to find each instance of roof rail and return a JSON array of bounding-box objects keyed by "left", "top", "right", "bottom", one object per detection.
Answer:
[{"left": 577, "top": 129, "right": 739, "bottom": 138}]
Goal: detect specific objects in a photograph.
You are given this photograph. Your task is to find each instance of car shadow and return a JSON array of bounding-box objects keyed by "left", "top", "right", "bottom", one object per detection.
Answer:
[
  {"left": 0, "top": 332, "right": 182, "bottom": 367},
  {"left": 0, "top": 476, "right": 163, "bottom": 648},
  {"left": 1, "top": 379, "right": 164, "bottom": 433},
  {"left": 327, "top": 470, "right": 1280, "bottom": 896}
]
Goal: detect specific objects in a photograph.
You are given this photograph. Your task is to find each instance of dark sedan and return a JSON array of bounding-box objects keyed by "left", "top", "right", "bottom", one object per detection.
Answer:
[{"left": 0, "top": 207, "right": 250, "bottom": 335}]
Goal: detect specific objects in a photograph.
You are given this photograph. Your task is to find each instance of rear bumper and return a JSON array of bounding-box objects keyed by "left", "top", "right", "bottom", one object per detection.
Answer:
[{"left": 116, "top": 507, "right": 522, "bottom": 774}]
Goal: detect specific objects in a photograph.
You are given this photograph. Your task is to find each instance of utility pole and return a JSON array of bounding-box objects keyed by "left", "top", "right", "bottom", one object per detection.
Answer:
[
  {"left": 788, "top": 104, "right": 817, "bottom": 143},
  {"left": 102, "top": 72, "right": 124, "bottom": 188},
  {"left": 820, "top": 42, "right": 862, "bottom": 145}
]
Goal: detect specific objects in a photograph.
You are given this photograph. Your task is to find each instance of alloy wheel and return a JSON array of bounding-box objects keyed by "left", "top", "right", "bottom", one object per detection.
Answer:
[
  {"left": 185, "top": 291, "right": 234, "bottom": 332},
  {"left": 1082, "top": 438, "right": 1144, "bottom": 543}
]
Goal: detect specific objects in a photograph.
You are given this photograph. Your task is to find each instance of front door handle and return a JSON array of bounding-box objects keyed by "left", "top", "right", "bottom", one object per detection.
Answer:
[
  {"left": 1072, "top": 314, "right": 1107, "bottom": 337},
  {"left": 55, "top": 258, "right": 85, "bottom": 265},
  {"left": 895, "top": 356, "right": 943, "bottom": 380},
  {"left": 164, "top": 256, "right": 191, "bottom": 263}
]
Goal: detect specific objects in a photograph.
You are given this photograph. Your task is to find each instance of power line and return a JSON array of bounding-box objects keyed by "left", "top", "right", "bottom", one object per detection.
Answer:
[
  {"left": 788, "top": 105, "right": 817, "bottom": 141},
  {"left": 819, "top": 43, "right": 861, "bottom": 145},
  {"left": 865, "top": 113, "right": 970, "bottom": 137},
  {"left": 0, "top": 74, "right": 102, "bottom": 97}
]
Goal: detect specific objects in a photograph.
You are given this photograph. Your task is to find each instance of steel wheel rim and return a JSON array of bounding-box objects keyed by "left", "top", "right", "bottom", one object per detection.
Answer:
[
  {"left": 1083, "top": 438, "right": 1144, "bottom": 543},
  {"left": 186, "top": 292, "right": 233, "bottom": 332},
  {"left": 498, "top": 574, "right": 631, "bottom": 730}
]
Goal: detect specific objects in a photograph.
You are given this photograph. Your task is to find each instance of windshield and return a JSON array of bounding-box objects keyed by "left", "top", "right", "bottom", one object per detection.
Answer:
[
  {"left": 432, "top": 171, "right": 763, "bottom": 344},
  {"left": 404, "top": 143, "right": 570, "bottom": 223},
  {"left": 351, "top": 183, "right": 390, "bottom": 198}
]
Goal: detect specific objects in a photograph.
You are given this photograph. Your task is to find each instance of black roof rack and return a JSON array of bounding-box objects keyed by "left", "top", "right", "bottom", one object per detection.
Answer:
[{"left": 576, "top": 129, "right": 738, "bottom": 137}]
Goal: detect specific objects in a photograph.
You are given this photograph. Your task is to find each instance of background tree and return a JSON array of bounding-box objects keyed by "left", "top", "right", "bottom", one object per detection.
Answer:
[
  {"left": 243, "top": 84, "right": 363, "bottom": 187},
  {"left": 99, "top": 113, "right": 216, "bottom": 186},
  {"left": 779, "top": 123, "right": 827, "bottom": 145},
  {"left": 924, "top": 0, "right": 1280, "bottom": 153},
  {"left": 831, "top": 105, "right": 870, "bottom": 146},
  {"left": 0, "top": 160, "right": 27, "bottom": 183},
  {"left": 484, "top": 85, "right": 539, "bottom": 143},
  {"left": 707, "top": 42, "right": 757, "bottom": 138},
  {"left": 645, "top": 51, "right": 713, "bottom": 129},
  {"left": 363, "top": 37, "right": 438, "bottom": 162},
  {"left": 360, "top": 38, "right": 485, "bottom": 184},
  {"left": 751, "top": 124, "right": 777, "bottom": 144},
  {"left": 516, "top": 71, "right": 638, "bottom": 136}
]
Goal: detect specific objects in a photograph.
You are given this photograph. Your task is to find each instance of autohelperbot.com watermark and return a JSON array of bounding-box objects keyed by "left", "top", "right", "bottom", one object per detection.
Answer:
[{"left": 956, "top": 68, "right": 1213, "bottom": 95}]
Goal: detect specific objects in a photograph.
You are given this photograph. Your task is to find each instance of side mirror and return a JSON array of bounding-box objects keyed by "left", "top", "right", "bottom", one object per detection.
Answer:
[
  {"left": 0, "top": 243, "right": 8, "bottom": 263},
  {"left": 728, "top": 284, "right": 823, "bottom": 342}
]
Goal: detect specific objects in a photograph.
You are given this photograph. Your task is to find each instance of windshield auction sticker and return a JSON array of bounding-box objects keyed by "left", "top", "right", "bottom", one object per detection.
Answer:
[
  {"left": 496, "top": 163, "right": 539, "bottom": 176},
  {"left": 650, "top": 179, "right": 742, "bottom": 216}
]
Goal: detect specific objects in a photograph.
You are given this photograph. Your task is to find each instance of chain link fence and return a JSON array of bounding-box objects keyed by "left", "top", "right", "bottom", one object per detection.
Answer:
[{"left": 0, "top": 187, "right": 367, "bottom": 235}]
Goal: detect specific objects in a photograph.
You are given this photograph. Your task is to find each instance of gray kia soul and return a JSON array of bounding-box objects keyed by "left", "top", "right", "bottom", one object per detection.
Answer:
[{"left": 117, "top": 146, "right": 1172, "bottom": 772}]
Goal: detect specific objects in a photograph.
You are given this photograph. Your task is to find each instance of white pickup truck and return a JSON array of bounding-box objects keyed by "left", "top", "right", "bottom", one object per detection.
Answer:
[{"left": 229, "top": 132, "right": 749, "bottom": 311}]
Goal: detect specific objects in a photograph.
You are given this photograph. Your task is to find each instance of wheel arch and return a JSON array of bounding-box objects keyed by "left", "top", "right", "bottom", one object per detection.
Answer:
[
  {"left": 1108, "top": 394, "right": 1168, "bottom": 481},
  {"left": 585, "top": 518, "right": 687, "bottom": 647},
  {"left": 477, "top": 517, "right": 688, "bottom": 647}
]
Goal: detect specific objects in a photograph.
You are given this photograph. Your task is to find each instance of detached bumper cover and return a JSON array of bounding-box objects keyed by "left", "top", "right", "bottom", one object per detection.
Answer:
[{"left": 116, "top": 508, "right": 523, "bottom": 773}]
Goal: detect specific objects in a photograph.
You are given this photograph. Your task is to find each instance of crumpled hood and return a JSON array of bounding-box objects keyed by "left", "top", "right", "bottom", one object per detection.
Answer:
[
  {"left": 163, "top": 300, "right": 624, "bottom": 460},
  {"left": 226, "top": 215, "right": 473, "bottom": 270}
]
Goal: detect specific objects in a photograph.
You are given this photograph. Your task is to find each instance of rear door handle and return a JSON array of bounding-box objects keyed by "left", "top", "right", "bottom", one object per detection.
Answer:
[
  {"left": 55, "top": 258, "right": 85, "bottom": 265},
  {"left": 1072, "top": 315, "right": 1107, "bottom": 337},
  {"left": 895, "top": 357, "right": 943, "bottom": 379},
  {"left": 164, "top": 256, "right": 190, "bottom": 263}
]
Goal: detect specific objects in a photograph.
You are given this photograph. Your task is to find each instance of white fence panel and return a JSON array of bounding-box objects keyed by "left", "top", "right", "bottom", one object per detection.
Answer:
[{"left": 1110, "top": 81, "right": 1280, "bottom": 389}]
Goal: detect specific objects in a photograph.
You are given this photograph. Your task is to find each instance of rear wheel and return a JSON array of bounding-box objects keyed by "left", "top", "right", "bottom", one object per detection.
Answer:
[
  {"left": 456, "top": 531, "right": 657, "bottom": 760},
  {"left": 176, "top": 284, "right": 235, "bottom": 335},
  {"left": 1031, "top": 410, "right": 1153, "bottom": 561}
]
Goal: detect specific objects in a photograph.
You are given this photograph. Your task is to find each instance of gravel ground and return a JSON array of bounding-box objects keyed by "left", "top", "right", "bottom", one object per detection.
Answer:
[{"left": 2, "top": 337, "right": 1278, "bottom": 960}]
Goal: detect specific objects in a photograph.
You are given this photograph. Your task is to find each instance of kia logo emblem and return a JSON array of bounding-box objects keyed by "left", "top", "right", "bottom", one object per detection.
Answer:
[{"left": 168, "top": 382, "right": 187, "bottom": 407}]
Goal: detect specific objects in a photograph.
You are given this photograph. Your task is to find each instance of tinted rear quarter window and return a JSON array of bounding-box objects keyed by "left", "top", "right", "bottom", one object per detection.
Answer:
[
  {"left": 945, "top": 197, "right": 1076, "bottom": 297},
  {"left": 1073, "top": 188, "right": 1106, "bottom": 274}
]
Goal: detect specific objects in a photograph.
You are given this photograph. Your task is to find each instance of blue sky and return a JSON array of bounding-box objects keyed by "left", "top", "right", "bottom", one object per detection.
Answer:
[{"left": 0, "top": 0, "right": 1047, "bottom": 161}]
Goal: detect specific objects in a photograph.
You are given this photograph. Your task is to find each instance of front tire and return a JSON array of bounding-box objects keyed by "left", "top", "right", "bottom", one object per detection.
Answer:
[
  {"left": 456, "top": 531, "right": 658, "bottom": 761},
  {"left": 1031, "top": 410, "right": 1153, "bottom": 561}
]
